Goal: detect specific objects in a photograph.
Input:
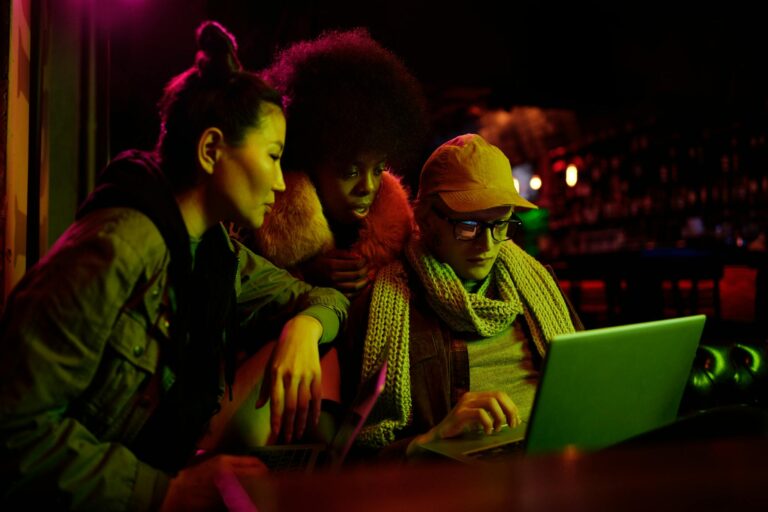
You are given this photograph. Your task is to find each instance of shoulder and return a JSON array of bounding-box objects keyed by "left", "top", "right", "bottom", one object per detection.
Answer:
[
  {"left": 46, "top": 207, "right": 168, "bottom": 277},
  {"left": 6, "top": 208, "right": 170, "bottom": 334},
  {"left": 79, "top": 207, "right": 164, "bottom": 250}
]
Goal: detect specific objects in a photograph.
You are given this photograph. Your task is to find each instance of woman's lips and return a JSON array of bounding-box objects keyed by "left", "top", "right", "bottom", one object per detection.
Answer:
[{"left": 351, "top": 203, "right": 372, "bottom": 219}]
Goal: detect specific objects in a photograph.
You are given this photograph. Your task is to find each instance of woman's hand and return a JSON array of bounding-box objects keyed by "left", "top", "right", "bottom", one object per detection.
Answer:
[
  {"left": 302, "top": 249, "right": 370, "bottom": 298},
  {"left": 160, "top": 454, "right": 267, "bottom": 512},
  {"left": 407, "top": 391, "right": 521, "bottom": 456},
  {"left": 255, "top": 315, "right": 323, "bottom": 444}
]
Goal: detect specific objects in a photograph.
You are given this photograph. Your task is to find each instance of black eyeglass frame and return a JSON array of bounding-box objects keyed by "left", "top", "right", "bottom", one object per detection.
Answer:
[{"left": 431, "top": 207, "right": 523, "bottom": 242}]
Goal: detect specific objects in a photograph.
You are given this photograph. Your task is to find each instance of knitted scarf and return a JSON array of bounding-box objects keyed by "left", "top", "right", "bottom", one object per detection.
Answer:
[{"left": 358, "top": 238, "right": 576, "bottom": 448}]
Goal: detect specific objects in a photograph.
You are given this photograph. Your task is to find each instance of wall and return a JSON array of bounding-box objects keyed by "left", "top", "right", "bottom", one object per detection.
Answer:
[
  {"left": 2, "top": 0, "right": 30, "bottom": 305},
  {"left": 0, "top": 0, "right": 105, "bottom": 306}
]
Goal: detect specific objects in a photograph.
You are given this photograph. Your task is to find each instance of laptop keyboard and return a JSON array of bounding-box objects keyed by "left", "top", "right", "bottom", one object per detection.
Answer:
[
  {"left": 250, "top": 446, "right": 319, "bottom": 472},
  {"left": 464, "top": 440, "right": 525, "bottom": 461}
]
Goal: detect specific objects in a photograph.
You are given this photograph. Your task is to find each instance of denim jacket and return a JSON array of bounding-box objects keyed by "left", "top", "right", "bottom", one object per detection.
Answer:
[{"left": 0, "top": 207, "right": 348, "bottom": 511}]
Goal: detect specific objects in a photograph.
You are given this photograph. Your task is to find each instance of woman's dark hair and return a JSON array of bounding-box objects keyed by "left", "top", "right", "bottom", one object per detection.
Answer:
[
  {"left": 263, "top": 28, "right": 428, "bottom": 176},
  {"left": 156, "top": 21, "right": 283, "bottom": 191}
]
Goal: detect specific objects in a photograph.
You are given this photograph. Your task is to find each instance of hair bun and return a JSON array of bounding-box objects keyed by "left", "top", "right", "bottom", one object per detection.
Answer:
[{"left": 195, "top": 20, "right": 242, "bottom": 76}]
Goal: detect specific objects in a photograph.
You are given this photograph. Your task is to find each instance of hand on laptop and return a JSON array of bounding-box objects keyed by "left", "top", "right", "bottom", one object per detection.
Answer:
[
  {"left": 408, "top": 391, "right": 521, "bottom": 455},
  {"left": 256, "top": 314, "right": 323, "bottom": 444}
]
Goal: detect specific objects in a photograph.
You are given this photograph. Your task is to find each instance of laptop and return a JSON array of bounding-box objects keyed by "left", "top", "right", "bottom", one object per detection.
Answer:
[
  {"left": 247, "top": 360, "right": 387, "bottom": 473},
  {"left": 420, "top": 315, "right": 706, "bottom": 462}
]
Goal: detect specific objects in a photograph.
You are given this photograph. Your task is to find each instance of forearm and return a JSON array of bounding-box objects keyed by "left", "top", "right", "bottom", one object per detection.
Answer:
[
  {"left": 299, "top": 287, "right": 349, "bottom": 335},
  {"left": 298, "top": 305, "right": 339, "bottom": 343},
  {"left": 235, "top": 243, "right": 349, "bottom": 342},
  {"left": 405, "top": 430, "right": 437, "bottom": 457},
  {"left": 0, "top": 325, "right": 168, "bottom": 511},
  {"left": 1, "top": 415, "right": 169, "bottom": 511},
  {"left": 0, "top": 266, "right": 164, "bottom": 509},
  {"left": 283, "top": 313, "right": 324, "bottom": 342},
  {"left": 357, "top": 433, "right": 436, "bottom": 462}
]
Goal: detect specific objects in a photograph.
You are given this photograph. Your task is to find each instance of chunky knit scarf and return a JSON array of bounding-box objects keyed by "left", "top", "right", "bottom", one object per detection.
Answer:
[{"left": 358, "top": 238, "right": 576, "bottom": 448}]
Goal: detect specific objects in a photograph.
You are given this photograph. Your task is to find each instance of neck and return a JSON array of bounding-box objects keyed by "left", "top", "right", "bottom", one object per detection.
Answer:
[
  {"left": 175, "top": 187, "right": 211, "bottom": 239},
  {"left": 462, "top": 279, "right": 483, "bottom": 293},
  {"left": 328, "top": 218, "right": 361, "bottom": 250}
]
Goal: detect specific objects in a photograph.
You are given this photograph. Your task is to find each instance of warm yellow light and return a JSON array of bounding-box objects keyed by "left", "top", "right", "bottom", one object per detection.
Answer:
[
  {"left": 529, "top": 174, "right": 542, "bottom": 190},
  {"left": 565, "top": 164, "right": 578, "bottom": 187},
  {"left": 513, "top": 177, "right": 520, "bottom": 192}
]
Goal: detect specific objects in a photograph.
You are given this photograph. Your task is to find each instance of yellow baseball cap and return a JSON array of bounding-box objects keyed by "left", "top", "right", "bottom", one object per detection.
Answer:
[{"left": 417, "top": 133, "right": 537, "bottom": 212}]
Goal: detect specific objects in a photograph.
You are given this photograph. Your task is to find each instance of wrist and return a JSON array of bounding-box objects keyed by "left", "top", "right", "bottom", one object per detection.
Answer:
[
  {"left": 287, "top": 314, "right": 323, "bottom": 341},
  {"left": 406, "top": 429, "right": 437, "bottom": 457}
]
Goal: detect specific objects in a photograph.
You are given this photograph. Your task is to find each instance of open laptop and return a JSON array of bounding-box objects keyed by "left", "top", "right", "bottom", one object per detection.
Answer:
[
  {"left": 420, "top": 315, "right": 706, "bottom": 462},
  {"left": 247, "top": 360, "right": 387, "bottom": 473}
]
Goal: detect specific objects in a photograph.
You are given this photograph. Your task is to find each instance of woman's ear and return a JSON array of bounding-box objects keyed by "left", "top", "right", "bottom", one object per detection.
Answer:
[{"left": 197, "top": 127, "right": 225, "bottom": 175}]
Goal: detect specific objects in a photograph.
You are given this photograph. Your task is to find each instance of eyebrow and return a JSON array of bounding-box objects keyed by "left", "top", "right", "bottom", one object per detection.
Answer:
[{"left": 440, "top": 211, "right": 513, "bottom": 222}]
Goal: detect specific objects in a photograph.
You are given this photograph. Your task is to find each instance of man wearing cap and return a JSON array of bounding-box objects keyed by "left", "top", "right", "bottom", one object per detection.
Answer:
[{"left": 342, "top": 133, "right": 582, "bottom": 457}]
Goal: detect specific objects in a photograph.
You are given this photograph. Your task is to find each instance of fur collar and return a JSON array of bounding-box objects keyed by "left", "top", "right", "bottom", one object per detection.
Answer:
[{"left": 252, "top": 170, "right": 414, "bottom": 271}]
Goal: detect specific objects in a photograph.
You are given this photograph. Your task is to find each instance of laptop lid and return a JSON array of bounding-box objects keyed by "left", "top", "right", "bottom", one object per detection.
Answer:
[
  {"left": 421, "top": 315, "right": 705, "bottom": 461},
  {"left": 247, "top": 360, "right": 388, "bottom": 472},
  {"left": 325, "top": 360, "right": 388, "bottom": 469},
  {"left": 526, "top": 314, "right": 705, "bottom": 454}
]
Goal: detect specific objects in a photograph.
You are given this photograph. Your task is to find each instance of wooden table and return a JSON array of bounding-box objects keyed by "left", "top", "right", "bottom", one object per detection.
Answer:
[{"left": 236, "top": 436, "right": 768, "bottom": 511}]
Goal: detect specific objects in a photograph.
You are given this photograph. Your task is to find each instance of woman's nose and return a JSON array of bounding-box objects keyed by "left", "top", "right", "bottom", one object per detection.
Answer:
[
  {"left": 273, "top": 166, "right": 286, "bottom": 192},
  {"left": 354, "top": 170, "right": 376, "bottom": 196}
]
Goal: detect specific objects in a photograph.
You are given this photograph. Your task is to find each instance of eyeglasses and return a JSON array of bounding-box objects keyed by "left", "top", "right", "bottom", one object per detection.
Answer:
[{"left": 431, "top": 207, "right": 522, "bottom": 242}]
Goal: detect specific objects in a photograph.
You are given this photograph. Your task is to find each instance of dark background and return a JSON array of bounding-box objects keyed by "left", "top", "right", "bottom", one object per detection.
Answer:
[
  {"left": 51, "top": 0, "right": 764, "bottom": 341},
  {"left": 105, "top": 0, "right": 768, "bottom": 158}
]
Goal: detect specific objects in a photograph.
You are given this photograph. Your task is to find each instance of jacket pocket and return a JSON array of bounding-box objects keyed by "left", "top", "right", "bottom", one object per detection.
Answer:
[{"left": 73, "top": 311, "right": 160, "bottom": 440}]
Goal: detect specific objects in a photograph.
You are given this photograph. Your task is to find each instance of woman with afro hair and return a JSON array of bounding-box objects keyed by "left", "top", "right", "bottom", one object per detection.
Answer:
[
  {"left": 241, "top": 27, "right": 428, "bottom": 298},
  {"left": 201, "top": 28, "right": 427, "bottom": 457}
]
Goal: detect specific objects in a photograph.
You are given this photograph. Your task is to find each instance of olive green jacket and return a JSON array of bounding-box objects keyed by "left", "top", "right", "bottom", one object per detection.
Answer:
[{"left": 0, "top": 207, "right": 348, "bottom": 511}]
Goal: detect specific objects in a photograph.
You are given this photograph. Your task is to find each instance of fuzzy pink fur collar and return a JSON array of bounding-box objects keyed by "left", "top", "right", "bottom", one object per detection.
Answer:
[{"left": 252, "top": 171, "right": 414, "bottom": 272}]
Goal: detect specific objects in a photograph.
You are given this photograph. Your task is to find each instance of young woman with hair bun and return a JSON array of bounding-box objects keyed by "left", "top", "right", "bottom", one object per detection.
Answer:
[{"left": 0, "top": 21, "right": 348, "bottom": 511}]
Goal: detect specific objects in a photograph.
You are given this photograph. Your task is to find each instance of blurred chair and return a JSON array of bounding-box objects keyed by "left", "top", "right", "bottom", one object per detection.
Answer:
[
  {"left": 621, "top": 248, "right": 724, "bottom": 325},
  {"left": 680, "top": 340, "right": 768, "bottom": 415}
]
